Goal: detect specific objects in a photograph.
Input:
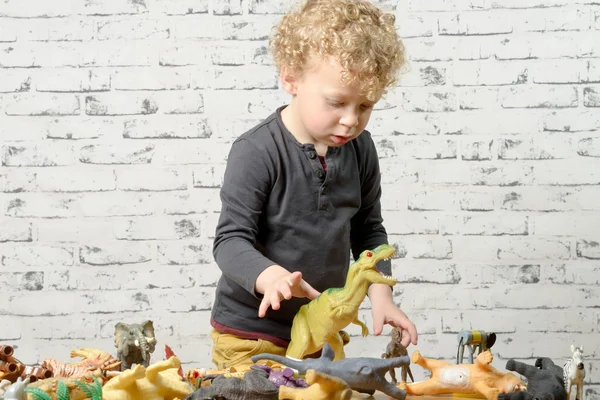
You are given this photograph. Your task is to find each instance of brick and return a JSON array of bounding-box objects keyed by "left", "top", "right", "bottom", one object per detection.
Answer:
[
  {"left": 0, "top": 43, "right": 38, "bottom": 67},
  {"left": 577, "top": 240, "right": 600, "bottom": 259},
  {"left": 472, "top": 164, "right": 534, "bottom": 186},
  {"left": 0, "top": 117, "right": 51, "bottom": 141},
  {"left": 402, "top": 89, "right": 457, "bottom": 112},
  {"left": 80, "top": 41, "right": 154, "bottom": 67},
  {"left": 418, "top": 161, "right": 471, "bottom": 185},
  {"left": 251, "top": 44, "right": 273, "bottom": 65},
  {"left": 0, "top": 19, "right": 17, "bottom": 42},
  {"left": 160, "top": 190, "right": 222, "bottom": 215},
  {"left": 3, "top": 94, "right": 80, "bottom": 116},
  {"left": 112, "top": 67, "right": 189, "bottom": 90},
  {"left": 24, "top": 315, "right": 99, "bottom": 339},
  {"left": 2, "top": 142, "right": 76, "bottom": 166},
  {"left": 77, "top": 0, "right": 148, "bottom": 15},
  {"left": 534, "top": 213, "right": 600, "bottom": 236},
  {"left": 578, "top": 33, "right": 600, "bottom": 58},
  {"left": 148, "top": 287, "right": 215, "bottom": 312},
  {"left": 456, "top": 37, "right": 494, "bottom": 60},
  {"left": 461, "top": 139, "right": 494, "bottom": 161},
  {"left": 375, "top": 137, "right": 457, "bottom": 159},
  {"left": 368, "top": 112, "right": 440, "bottom": 136},
  {"left": 454, "top": 264, "right": 540, "bottom": 285},
  {"left": 36, "top": 167, "right": 116, "bottom": 192},
  {"left": 513, "top": 8, "right": 591, "bottom": 32},
  {"left": 499, "top": 135, "right": 573, "bottom": 160},
  {"left": 192, "top": 165, "right": 226, "bottom": 188},
  {"left": 0, "top": 70, "right": 31, "bottom": 93},
  {"left": 491, "top": 0, "right": 569, "bottom": 8},
  {"left": 222, "top": 17, "right": 281, "bottom": 41},
  {"left": 85, "top": 93, "right": 158, "bottom": 116},
  {"left": 80, "top": 243, "right": 153, "bottom": 266},
  {"left": 382, "top": 212, "right": 439, "bottom": 235},
  {"left": 0, "top": 271, "right": 44, "bottom": 291},
  {"left": 80, "top": 143, "right": 155, "bottom": 165},
  {"left": 459, "top": 88, "right": 499, "bottom": 109},
  {"left": 399, "top": 64, "right": 447, "bottom": 86},
  {"left": 584, "top": 87, "right": 600, "bottom": 107},
  {"left": 565, "top": 262, "right": 600, "bottom": 285},
  {"left": 587, "top": 60, "right": 600, "bottom": 83},
  {"left": 453, "top": 61, "right": 528, "bottom": 86},
  {"left": 394, "top": 262, "right": 460, "bottom": 284},
  {"left": 97, "top": 19, "right": 169, "bottom": 40},
  {"left": 533, "top": 159, "right": 600, "bottom": 185},
  {"left": 152, "top": 0, "right": 208, "bottom": 15},
  {"left": 214, "top": 0, "right": 244, "bottom": 15},
  {"left": 0, "top": 317, "right": 22, "bottom": 340},
  {"left": 155, "top": 91, "right": 204, "bottom": 114},
  {"left": 409, "top": 0, "right": 489, "bottom": 11},
  {"left": 0, "top": 0, "right": 74, "bottom": 17},
  {"left": 0, "top": 219, "right": 32, "bottom": 242},
  {"left": 37, "top": 219, "right": 115, "bottom": 242},
  {"left": 531, "top": 59, "right": 587, "bottom": 84},
  {"left": 123, "top": 117, "right": 211, "bottom": 139},
  {"left": 543, "top": 110, "right": 600, "bottom": 132},
  {"left": 210, "top": 117, "right": 261, "bottom": 140},
  {"left": 403, "top": 38, "right": 456, "bottom": 61},
  {"left": 47, "top": 118, "right": 121, "bottom": 140},
  {"left": 80, "top": 291, "right": 153, "bottom": 314},
  {"left": 379, "top": 161, "right": 419, "bottom": 184},
  {"left": 159, "top": 43, "right": 211, "bottom": 66},
  {"left": 115, "top": 217, "right": 201, "bottom": 240},
  {"left": 438, "top": 12, "right": 512, "bottom": 36},
  {"left": 502, "top": 187, "right": 600, "bottom": 211},
  {"left": 578, "top": 137, "right": 600, "bottom": 157},
  {"left": 34, "top": 69, "right": 110, "bottom": 92},
  {"left": 247, "top": 90, "right": 292, "bottom": 116},
  {"left": 501, "top": 86, "right": 578, "bottom": 108},
  {"left": 171, "top": 16, "right": 222, "bottom": 39},
  {"left": 210, "top": 42, "right": 249, "bottom": 66},
  {"left": 408, "top": 189, "right": 496, "bottom": 211},
  {"left": 0, "top": 168, "right": 37, "bottom": 192},
  {"left": 20, "top": 18, "right": 94, "bottom": 41},
  {"left": 157, "top": 242, "right": 213, "bottom": 265},
  {"left": 392, "top": 236, "right": 453, "bottom": 260},
  {"left": 213, "top": 66, "right": 278, "bottom": 90},
  {"left": 154, "top": 141, "right": 231, "bottom": 165},
  {"left": 1, "top": 292, "right": 80, "bottom": 316},
  {"left": 116, "top": 167, "right": 188, "bottom": 191},
  {"left": 249, "top": 0, "right": 288, "bottom": 14},
  {"left": 1, "top": 245, "right": 74, "bottom": 267},
  {"left": 496, "top": 35, "right": 579, "bottom": 60},
  {"left": 441, "top": 214, "right": 528, "bottom": 236},
  {"left": 396, "top": 14, "right": 435, "bottom": 38}
]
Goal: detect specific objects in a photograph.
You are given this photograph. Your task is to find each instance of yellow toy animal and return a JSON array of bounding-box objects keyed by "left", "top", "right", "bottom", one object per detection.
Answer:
[
  {"left": 398, "top": 350, "right": 526, "bottom": 400},
  {"left": 279, "top": 369, "right": 352, "bottom": 400}
]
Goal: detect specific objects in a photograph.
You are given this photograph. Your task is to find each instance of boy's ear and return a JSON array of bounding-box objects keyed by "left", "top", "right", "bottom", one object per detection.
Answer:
[{"left": 280, "top": 67, "right": 298, "bottom": 95}]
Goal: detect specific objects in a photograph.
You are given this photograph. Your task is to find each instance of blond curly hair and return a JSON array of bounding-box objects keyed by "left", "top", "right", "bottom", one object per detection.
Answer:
[{"left": 270, "top": 0, "right": 405, "bottom": 101}]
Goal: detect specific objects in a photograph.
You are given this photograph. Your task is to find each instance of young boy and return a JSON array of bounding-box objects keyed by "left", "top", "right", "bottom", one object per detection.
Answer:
[{"left": 210, "top": 0, "right": 418, "bottom": 369}]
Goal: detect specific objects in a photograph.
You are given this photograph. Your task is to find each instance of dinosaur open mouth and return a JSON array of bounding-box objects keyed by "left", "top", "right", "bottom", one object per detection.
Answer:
[{"left": 377, "top": 268, "right": 397, "bottom": 282}]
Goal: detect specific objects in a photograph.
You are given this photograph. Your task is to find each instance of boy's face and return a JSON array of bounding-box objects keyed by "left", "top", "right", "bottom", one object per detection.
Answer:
[{"left": 281, "top": 56, "right": 379, "bottom": 148}]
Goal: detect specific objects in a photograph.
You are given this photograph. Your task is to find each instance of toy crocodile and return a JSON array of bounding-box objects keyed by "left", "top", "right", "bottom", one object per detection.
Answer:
[
  {"left": 286, "top": 244, "right": 397, "bottom": 361},
  {"left": 251, "top": 342, "right": 410, "bottom": 399}
]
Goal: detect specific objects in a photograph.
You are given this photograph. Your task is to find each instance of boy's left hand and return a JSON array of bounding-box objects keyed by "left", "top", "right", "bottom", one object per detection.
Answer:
[{"left": 369, "top": 284, "right": 418, "bottom": 348}]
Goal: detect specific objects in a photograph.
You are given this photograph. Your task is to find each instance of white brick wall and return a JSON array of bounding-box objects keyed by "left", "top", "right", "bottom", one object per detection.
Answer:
[{"left": 0, "top": 0, "right": 599, "bottom": 396}]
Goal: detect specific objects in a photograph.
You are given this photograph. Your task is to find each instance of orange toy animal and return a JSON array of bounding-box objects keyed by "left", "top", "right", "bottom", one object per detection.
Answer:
[{"left": 398, "top": 350, "right": 526, "bottom": 400}]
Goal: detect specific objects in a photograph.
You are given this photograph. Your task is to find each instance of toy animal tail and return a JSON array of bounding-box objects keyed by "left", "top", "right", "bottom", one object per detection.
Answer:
[
  {"left": 165, "top": 344, "right": 184, "bottom": 378},
  {"left": 250, "top": 353, "right": 305, "bottom": 373}
]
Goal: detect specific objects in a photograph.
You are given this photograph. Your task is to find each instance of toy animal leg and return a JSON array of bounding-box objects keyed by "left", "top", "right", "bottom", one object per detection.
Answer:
[
  {"left": 326, "top": 333, "right": 346, "bottom": 361},
  {"left": 351, "top": 317, "right": 369, "bottom": 337},
  {"left": 473, "top": 381, "right": 499, "bottom": 400},
  {"left": 380, "top": 381, "right": 407, "bottom": 400},
  {"left": 506, "top": 359, "right": 538, "bottom": 379},
  {"left": 498, "top": 392, "right": 534, "bottom": 400},
  {"left": 286, "top": 316, "right": 312, "bottom": 359},
  {"left": 565, "top": 381, "right": 572, "bottom": 400},
  {"left": 577, "top": 383, "right": 583, "bottom": 400},
  {"left": 411, "top": 350, "right": 450, "bottom": 371},
  {"left": 398, "top": 379, "right": 446, "bottom": 396},
  {"left": 389, "top": 367, "right": 398, "bottom": 385}
]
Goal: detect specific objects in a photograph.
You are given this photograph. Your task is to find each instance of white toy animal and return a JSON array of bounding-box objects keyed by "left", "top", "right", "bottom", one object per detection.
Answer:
[{"left": 563, "top": 345, "right": 585, "bottom": 400}]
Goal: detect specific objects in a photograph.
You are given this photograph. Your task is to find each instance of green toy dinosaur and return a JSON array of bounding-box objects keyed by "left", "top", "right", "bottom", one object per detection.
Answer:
[{"left": 285, "top": 244, "right": 397, "bottom": 361}]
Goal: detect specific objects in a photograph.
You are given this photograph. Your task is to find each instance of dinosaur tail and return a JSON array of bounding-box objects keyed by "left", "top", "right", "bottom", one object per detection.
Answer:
[{"left": 250, "top": 354, "right": 306, "bottom": 373}]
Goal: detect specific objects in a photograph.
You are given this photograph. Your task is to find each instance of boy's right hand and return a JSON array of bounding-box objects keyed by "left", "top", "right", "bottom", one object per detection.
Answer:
[{"left": 255, "top": 265, "right": 320, "bottom": 318}]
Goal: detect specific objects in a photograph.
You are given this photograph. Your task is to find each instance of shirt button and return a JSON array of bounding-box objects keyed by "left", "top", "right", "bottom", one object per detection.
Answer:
[
  {"left": 308, "top": 151, "right": 317, "bottom": 159},
  {"left": 321, "top": 185, "right": 327, "bottom": 194},
  {"left": 319, "top": 203, "right": 327, "bottom": 210},
  {"left": 317, "top": 171, "right": 324, "bottom": 179}
]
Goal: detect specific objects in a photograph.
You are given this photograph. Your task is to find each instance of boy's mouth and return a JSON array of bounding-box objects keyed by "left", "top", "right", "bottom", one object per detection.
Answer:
[{"left": 332, "top": 135, "right": 350, "bottom": 145}]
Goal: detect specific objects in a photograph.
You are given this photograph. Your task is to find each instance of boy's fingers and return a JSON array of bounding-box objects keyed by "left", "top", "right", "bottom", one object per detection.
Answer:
[
  {"left": 279, "top": 283, "right": 292, "bottom": 300},
  {"left": 301, "top": 281, "right": 320, "bottom": 299},
  {"left": 270, "top": 292, "right": 281, "bottom": 311},
  {"left": 258, "top": 298, "right": 269, "bottom": 318},
  {"left": 400, "top": 329, "right": 412, "bottom": 347}
]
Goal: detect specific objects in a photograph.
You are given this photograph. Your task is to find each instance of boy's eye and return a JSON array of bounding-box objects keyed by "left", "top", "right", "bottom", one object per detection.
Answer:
[
  {"left": 361, "top": 104, "right": 374, "bottom": 110},
  {"left": 328, "top": 101, "right": 344, "bottom": 108}
]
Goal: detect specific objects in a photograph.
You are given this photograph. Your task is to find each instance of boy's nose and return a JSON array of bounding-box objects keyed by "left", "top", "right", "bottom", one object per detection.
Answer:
[{"left": 340, "top": 112, "right": 359, "bottom": 128}]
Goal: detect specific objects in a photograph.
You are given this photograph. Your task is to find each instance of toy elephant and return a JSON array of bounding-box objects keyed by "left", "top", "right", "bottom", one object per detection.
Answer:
[{"left": 114, "top": 320, "right": 157, "bottom": 371}]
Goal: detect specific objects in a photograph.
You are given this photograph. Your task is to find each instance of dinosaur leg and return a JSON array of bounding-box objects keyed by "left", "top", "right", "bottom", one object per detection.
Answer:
[
  {"left": 473, "top": 381, "right": 499, "bottom": 400},
  {"left": 286, "top": 315, "right": 312, "bottom": 359},
  {"left": 326, "top": 333, "right": 346, "bottom": 361},
  {"left": 389, "top": 367, "right": 397, "bottom": 385},
  {"left": 351, "top": 317, "right": 369, "bottom": 337},
  {"left": 411, "top": 350, "right": 450, "bottom": 371}
]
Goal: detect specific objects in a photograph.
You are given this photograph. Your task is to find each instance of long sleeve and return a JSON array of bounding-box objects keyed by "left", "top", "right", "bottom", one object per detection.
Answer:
[
  {"left": 350, "top": 131, "right": 392, "bottom": 276},
  {"left": 213, "top": 138, "right": 275, "bottom": 297}
]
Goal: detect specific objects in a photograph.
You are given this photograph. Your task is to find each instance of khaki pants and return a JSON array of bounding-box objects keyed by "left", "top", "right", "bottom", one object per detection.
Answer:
[{"left": 210, "top": 329, "right": 287, "bottom": 370}]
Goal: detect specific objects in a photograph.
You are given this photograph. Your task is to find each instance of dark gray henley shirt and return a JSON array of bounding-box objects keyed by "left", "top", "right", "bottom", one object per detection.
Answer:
[{"left": 211, "top": 105, "right": 392, "bottom": 342}]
